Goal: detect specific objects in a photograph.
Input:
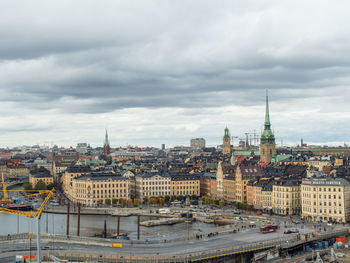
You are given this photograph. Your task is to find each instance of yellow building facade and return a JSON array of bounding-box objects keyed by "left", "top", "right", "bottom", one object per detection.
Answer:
[
  {"left": 272, "top": 180, "right": 301, "bottom": 215},
  {"left": 301, "top": 178, "right": 350, "bottom": 223}
]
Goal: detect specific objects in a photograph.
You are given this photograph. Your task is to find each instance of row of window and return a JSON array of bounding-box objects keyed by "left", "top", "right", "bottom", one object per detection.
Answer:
[
  {"left": 302, "top": 186, "right": 342, "bottom": 192},
  {"left": 303, "top": 194, "right": 342, "bottom": 200},
  {"left": 303, "top": 207, "right": 343, "bottom": 214}
]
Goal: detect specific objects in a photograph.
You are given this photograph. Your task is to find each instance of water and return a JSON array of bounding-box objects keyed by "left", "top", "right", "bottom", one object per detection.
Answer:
[
  {"left": 0, "top": 213, "right": 212, "bottom": 241},
  {"left": 1, "top": 185, "right": 213, "bottom": 241}
]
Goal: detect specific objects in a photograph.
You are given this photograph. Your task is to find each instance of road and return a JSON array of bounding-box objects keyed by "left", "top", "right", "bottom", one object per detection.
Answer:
[{"left": 1, "top": 222, "right": 347, "bottom": 262}]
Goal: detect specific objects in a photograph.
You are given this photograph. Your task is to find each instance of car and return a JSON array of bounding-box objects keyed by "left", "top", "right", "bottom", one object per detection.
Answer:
[
  {"left": 233, "top": 210, "right": 241, "bottom": 214},
  {"left": 284, "top": 229, "right": 299, "bottom": 234}
]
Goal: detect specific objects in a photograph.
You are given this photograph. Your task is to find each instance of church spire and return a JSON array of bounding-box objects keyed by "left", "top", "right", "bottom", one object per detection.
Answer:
[
  {"left": 264, "top": 89, "right": 271, "bottom": 130},
  {"left": 104, "top": 129, "right": 110, "bottom": 147}
]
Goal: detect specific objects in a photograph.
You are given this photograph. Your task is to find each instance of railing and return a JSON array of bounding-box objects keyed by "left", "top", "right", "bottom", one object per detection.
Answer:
[{"left": 2, "top": 229, "right": 349, "bottom": 262}]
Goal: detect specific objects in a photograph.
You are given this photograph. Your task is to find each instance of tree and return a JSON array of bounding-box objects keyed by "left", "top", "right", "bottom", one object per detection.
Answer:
[
  {"left": 159, "top": 197, "right": 165, "bottom": 206},
  {"left": 134, "top": 198, "right": 140, "bottom": 206},
  {"left": 47, "top": 183, "right": 55, "bottom": 190},
  {"left": 143, "top": 196, "right": 148, "bottom": 204},
  {"left": 35, "top": 180, "right": 47, "bottom": 190},
  {"left": 128, "top": 199, "right": 133, "bottom": 207},
  {"left": 23, "top": 183, "right": 33, "bottom": 192},
  {"left": 150, "top": 197, "right": 159, "bottom": 205},
  {"left": 219, "top": 200, "right": 225, "bottom": 207},
  {"left": 191, "top": 194, "right": 197, "bottom": 200},
  {"left": 105, "top": 199, "right": 111, "bottom": 205},
  {"left": 164, "top": 195, "right": 170, "bottom": 204},
  {"left": 119, "top": 198, "right": 126, "bottom": 207},
  {"left": 177, "top": 195, "right": 184, "bottom": 201},
  {"left": 112, "top": 198, "right": 118, "bottom": 205}
]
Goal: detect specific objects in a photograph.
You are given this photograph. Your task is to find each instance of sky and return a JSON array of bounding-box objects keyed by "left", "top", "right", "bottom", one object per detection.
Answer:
[{"left": 1, "top": 0, "right": 350, "bottom": 148}]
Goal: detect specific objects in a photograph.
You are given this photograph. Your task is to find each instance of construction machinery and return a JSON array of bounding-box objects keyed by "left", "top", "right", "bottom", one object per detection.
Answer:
[
  {"left": 0, "top": 172, "right": 10, "bottom": 203},
  {"left": 0, "top": 187, "right": 54, "bottom": 263}
]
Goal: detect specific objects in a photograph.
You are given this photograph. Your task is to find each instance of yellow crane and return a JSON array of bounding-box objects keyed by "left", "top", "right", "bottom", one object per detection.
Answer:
[
  {"left": 0, "top": 187, "right": 54, "bottom": 263},
  {"left": 0, "top": 172, "right": 9, "bottom": 203}
]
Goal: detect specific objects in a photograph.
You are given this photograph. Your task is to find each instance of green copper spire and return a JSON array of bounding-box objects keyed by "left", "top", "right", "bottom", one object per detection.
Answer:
[
  {"left": 260, "top": 90, "right": 275, "bottom": 145},
  {"left": 104, "top": 129, "right": 110, "bottom": 146},
  {"left": 264, "top": 89, "right": 271, "bottom": 130},
  {"left": 223, "top": 126, "right": 230, "bottom": 140}
]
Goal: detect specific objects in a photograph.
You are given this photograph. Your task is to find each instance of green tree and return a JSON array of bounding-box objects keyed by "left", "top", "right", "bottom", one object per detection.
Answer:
[
  {"left": 128, "top": 199, "right": 133, "bottom": 207},
  {"left": 112, "top": 198, "right": 118, "bottom": 205},
  {"left": 143, "top": 196, "right": 149, "bottom": 204},
  {"left": 35, "top": 180, "right": 47, "bottom": 190},
  {"left": 47, "top": 183, "right": 55, "bottom": 190},
  {"left": 105, "top": 199, "right": 111, "bottom": 205},
  {"left": 23, "top": 183, "right": 33, "bottom": 192},
  {"left": 177, "top": 195, "right": 184, "bottom": 201},
  {"left": 219, "top": 200, "right": 225, "bottom": 207},
  {"left": 164, "top": 195, "right": 170, "bottom": 204},
  {"left": 191, "top": 194, "right": 197, "bottom": 200}
]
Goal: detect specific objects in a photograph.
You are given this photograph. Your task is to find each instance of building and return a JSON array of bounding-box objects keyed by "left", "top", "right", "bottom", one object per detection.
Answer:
[
  {"left": 76, "top": 143, "right": 88, "bottom": 154},
  {"left": 216, "top": 162, "right": 235, "bottom": 200},
  {"left": 272, "top": 180, "right": 301, "bottom": 216},
  {"left": 103, "top": 130, "right": 110, "bottom": 155},
  {"left": 5, "top": 162, "right": 29, "bottom": 179},
  {"left": 223, "top": 127, "right": 231, "bottom": 155},
  {"left": 223, "top": 175, "right": 235, "bottom": 203},
  {"left": 135, "top": 173, "right": 172, "bottom": 201},
  {"left": 190, "top": 138, "right": 206, "bottom": 149},
  {"left": 171, "top": 174, "right": 200, "bottom": 197},
  {"left": 71, "top": 173, "right": 129, "bottom": 206},
  {"left": 260, "top": 91, "right": 276, "bottom": 163},
  {"left": 301, "top": 178, "right": 350, "bottom": 223},
  {"left": 261, "top": 182, "right": 273, "bottom": 210},
  {"left": 235, "top": 164, "right": 263, "bottom": 203},
  {"left": 200, "top": 172, "right": 217, "bottom": 198},
  {"left": 29, "top": 169, "right": 54, "bottom": 188},
  {"left": 62, "top": 165, "right": 92, "bottom": 200}
]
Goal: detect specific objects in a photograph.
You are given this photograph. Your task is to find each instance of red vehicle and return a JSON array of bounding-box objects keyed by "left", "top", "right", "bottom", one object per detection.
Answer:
[{"left": 260, "top": 224, "right": 279, "bottom": 233}]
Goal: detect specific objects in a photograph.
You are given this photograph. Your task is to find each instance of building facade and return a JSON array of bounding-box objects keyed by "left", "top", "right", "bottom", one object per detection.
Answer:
[
  {"left": 135, "top": 173, "right": 172, "bottom": 201},
  {"left": 71, "top": 173, "right": 129, "bottom": 206},
  {"left": 272, "top": 180, "right": 301, "bottom": 216},
  {"left": 171, "top": 174, "right": 200, "bottom": 197},
  {"left": 190, "top": 138, "right": 206, "bottom": 149},
  {"left": 301, "top": 178, "right": 350, "bottom": 223}
]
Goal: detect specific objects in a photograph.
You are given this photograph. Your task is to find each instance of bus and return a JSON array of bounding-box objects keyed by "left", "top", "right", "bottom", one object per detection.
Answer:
[{"left": 259, "top": 224, "right": 279, "bottom": 233}]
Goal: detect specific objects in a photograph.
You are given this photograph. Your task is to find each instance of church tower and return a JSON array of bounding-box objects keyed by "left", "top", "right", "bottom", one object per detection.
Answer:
[
  {"left": 260, "top": 91, "right": 276, "bottom": 163},
  {"left": 223, "top": 127, "right": 231, "bottom": 154},
  {"left": 103, "top": 129, "right": 110, "bottom": 155}
]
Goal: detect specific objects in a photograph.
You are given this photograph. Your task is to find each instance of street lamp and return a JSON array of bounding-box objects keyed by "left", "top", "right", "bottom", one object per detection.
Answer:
[{"left": 28, "top": 232, "right": 32, "bottom": 263}]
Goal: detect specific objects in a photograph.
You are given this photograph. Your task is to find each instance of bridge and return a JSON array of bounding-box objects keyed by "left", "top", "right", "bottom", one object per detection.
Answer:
[{"left": 0, "top": 229, "right": 348, "bottom": 262}]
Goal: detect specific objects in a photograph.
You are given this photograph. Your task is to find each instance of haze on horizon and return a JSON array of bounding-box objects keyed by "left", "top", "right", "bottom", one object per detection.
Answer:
[{"left": 0, "top": 0, "right": 350, "bottom": 148}]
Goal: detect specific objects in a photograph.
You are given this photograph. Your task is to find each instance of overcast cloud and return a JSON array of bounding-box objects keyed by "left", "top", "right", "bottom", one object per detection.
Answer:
[{"left": 0, "top": 0, "right": 350, "bottom": 148}]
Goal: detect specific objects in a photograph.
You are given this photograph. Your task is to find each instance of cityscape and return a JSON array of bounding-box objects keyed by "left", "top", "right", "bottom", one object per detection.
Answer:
[{"left": 2, "top": 1, "right": 350, "bottom": 263}]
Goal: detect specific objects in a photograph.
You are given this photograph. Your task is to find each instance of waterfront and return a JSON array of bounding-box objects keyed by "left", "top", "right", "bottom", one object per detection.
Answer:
[{"left": 0, "top": 213, "right": 213, "bottom": 241}]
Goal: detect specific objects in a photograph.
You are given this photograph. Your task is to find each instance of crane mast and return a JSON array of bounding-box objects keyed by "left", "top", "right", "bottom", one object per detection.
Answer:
[{"left": 1, "top": 172, "right": 9, "bottom": 202}]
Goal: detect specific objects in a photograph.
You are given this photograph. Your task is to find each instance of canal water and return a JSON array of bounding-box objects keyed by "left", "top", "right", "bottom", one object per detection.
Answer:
[{"left": 0, "top": 213, "right": 213, "bottom": 241}]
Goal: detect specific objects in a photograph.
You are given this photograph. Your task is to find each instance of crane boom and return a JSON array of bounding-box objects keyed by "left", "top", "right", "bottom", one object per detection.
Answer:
[{"left": 0, "top": 189, "right": 54, "bottom": 218}]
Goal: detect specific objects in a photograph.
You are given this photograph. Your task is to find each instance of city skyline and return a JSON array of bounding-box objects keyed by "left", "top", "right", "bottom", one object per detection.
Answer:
[{"left": 1, "top": 1, "right": 350, "bottom": 147}]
